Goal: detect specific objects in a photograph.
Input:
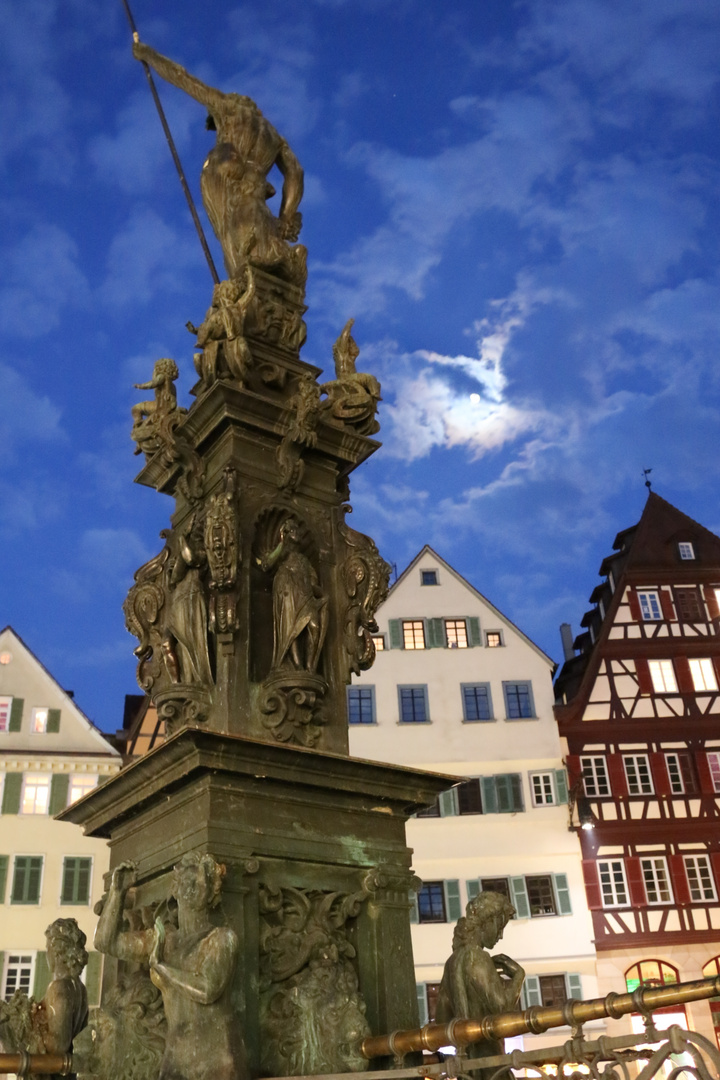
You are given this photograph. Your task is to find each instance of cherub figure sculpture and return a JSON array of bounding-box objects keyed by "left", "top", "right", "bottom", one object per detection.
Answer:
[
  {"left": 131, "top": 358, "right": 187, "bottom": 458},
  {"left": 320, "top": 319, "right": 381, "bottom": 436},
  {"left": 0, "top": 918, "right": 88, "bottom": 1073},
  {"left": 94, "top": 855, "right": 247, "bottom": 1080},
  {"left": 189, "top": 268, "right": 255, "bottom": 394},
  {"left": 435, "top": 890, "right": 525, "bottom": 1074},
  {"left": 132, "top": 40, "right": 306, "bottom": 286}
]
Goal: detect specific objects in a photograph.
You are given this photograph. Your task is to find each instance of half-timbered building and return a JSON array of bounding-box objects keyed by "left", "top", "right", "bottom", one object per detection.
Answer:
[{"left": 554, "top": 492, "right": 720, "bottom": 1047}]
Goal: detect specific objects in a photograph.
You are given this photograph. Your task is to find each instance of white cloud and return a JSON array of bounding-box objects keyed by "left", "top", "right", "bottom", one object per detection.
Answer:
[
  {"left": 0, "top": 225, "right": 90, "bottom": 338},
  {"left": 99, "top": 207, "right": 204, "bottom": 307},
  {"left": 0, "top": 363, "right": 65, "bottom": 454}
]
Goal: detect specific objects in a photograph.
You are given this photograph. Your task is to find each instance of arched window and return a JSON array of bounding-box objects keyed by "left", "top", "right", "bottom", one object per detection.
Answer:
[
  {"left": 625, "top": 959, "right": 679, "bottom": 993},
  {"left": 702, "top": 957, "right": 720, "bottom": 1050}
]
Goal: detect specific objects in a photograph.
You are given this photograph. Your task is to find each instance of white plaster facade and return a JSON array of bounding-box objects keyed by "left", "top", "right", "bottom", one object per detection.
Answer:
[
  {"left": 349, "top": 548, "right": 598, "bottom": 1047},
  {"left": 0, "top": 626, "right": 121, "bottom": 1004}
]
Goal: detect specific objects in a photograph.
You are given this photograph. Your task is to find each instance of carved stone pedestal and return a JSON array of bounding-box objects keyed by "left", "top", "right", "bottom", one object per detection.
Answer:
[{"left": 61, "top": 728, "right": 455, "bottom": 1075}]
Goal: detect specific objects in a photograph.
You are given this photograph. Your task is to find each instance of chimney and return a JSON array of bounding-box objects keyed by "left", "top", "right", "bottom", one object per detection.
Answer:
[{"left": 559, "top": 623, "right": 575, "bottom": 662}]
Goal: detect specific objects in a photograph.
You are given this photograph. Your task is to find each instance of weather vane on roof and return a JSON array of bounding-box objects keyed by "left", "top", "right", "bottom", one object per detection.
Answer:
[{"left": 642, "top": 468, "right": 653, "bottom": 490}]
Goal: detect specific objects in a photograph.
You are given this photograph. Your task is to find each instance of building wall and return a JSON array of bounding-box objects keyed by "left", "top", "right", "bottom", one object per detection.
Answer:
[
  {"left": 0, "top": 627, "right": 121, "bottom": 1004},
  {"left": 350, "top": 548, "right": 598, "bottom": 1048}
]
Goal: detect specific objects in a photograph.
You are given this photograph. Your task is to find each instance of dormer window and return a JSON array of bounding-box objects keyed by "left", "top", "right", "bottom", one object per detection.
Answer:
[
  {"left": 678, "top": 542, "right": 695, "bottom": 561},
  {"left": 421, "top": 570, "right": 438, "bottom": 586}
]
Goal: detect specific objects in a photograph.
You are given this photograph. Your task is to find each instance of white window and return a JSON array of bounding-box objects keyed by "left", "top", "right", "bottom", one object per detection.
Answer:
[
  {"left": 648, "top": 660, "right": 678, "bottom": 693},
  {"left": 640, "top": 857, "right": 672, "bottom": 904},
  {"left": 684, "top": 855, "right": 716, "bottom": 902},
  {"left": 581, "top": 756, "right": 610, "bottom": 797},
  {"left": 3, "top": 954, "right": 34, "bottom": 1000},
  {"left": 444, "top": 619, "right": 468, "bottom": 649},
  {"left": 678, "top": 542, "right": 695, "bottom": 560},
  {"left": 402, "top": 620, "right": 425, "bottom": 650},
  {"left": 531, "top": 772, "right": 555, "bottom": 806},
  {"left": 623, "top": 755, "right": 654, "bottom": 795},
  {"left": 31, "top": 708, "right": 48, "bottom": 734},
  {"left": 69, "top": 775, "right": 98, "bottom": 803},
  {"left": 597, "top": 860, "right": 628, "bottom": 907},
  {"left": 371, "top": 634, "right": 385, "bottom": 652},
  {"left": 486, "top": 631, "right": 503, "bottom": 648},
  {"left": 708, "top": 752, "right": 720, "bottom": 793},
  {"left": 0, "top": 697, "right": 11, "bottom": 733},
  {"left": 665, "top": 754, "right": 684, "bottom": 794},
  {"left": 689, "top": 658, "right": 718, "bottom": 692},
  {"left": 21, "top": 776, "right": 50, "bottom": 815},
  {"left": 638, "top": 591, "right": 662, "bottom": 620}
]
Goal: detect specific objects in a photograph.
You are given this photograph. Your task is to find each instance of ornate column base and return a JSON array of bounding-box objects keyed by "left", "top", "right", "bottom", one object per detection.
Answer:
[
  {"left": 154, "top": 685, "right": 212, "bottom": 736},
  {"left": 258, "top": 670, "right": 327, "bottom": 747}
]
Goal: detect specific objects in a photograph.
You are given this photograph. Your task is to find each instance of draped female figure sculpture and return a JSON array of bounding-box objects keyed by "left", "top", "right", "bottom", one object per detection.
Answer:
[{"left": 133, "top": 40, "right": 306, "bottom": 285}]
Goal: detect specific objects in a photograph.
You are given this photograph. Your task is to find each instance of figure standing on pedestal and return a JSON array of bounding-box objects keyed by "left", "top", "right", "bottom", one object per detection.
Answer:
[
  {"left": 260, "top": 519, "right": 328, "bottom": 674},
  {"left": 132, "top": 39, "right": 306, "bottom": 285},
  {"left": 435, "top": 891, "right": 525, "bottom": 1074},
  {"left": 95, "top": 855, "right": 247, "bottom": 1080}
]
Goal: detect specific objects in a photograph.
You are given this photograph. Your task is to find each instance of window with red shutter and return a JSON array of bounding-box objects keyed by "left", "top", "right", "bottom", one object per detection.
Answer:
[
  {"left": 650, "top": 753, "right": 671, "bottom": 796},
  {"left": 659, "top": 590, "right": 675, "bottom": 621},
  {"left": 635, "top": 658, "right": 653, "bottom": 695},
  {"left": 627, "top": 588, "right": 642, "bottom": 621},
  {"left": 674, "top": 657, "right": 694, "bottom": 694},
  {"left": 581, "top": 860, "right": 602, "bottom": 910},
  {"left": 703, "top": 586, "right": 720, "bottom": 620},
  {"left": 668, "top": 855, "right": 691, "bottom": 905},
  {"left": 625, "top": 857, "right": 647, "bottom": 907},
  {"left": 607, "top": 754, "right": 627, "bottom": 798}
]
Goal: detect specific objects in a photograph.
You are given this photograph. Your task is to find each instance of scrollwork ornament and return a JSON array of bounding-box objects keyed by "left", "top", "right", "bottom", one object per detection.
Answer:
[
  {"left": 339, "top": 513, "right": 391, "bottom": 676},
  {"left": 320, "top": 320, "right": 381, "bottom": 436}
]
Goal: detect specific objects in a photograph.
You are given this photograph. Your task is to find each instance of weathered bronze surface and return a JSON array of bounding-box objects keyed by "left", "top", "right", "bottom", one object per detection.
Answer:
[{"left": 0, "top": 920, "right": 88, "bottom": 1075}]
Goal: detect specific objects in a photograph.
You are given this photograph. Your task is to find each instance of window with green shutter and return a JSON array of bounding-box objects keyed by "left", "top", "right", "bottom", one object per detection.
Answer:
[
  {"left": 444, "top": 879, "right": 462, "bottom": 921},
  {"left": 8, "top": 698, "right": 23, "bottom": 732},
  {"left": 11, "top": 856, "right": 43, "bottom": 904},
  {"left": 1, "top": 773, "right": 23, "bottom": 815},
  {"left": 481, "top": 776, "right": 499, "bottom": 814},
  {"left": 33, "top": 951, "right": 51, "bottom": 998},
  {"left": 49, "top": 774, "right": 70, "bottom": 815},
  {"left": 426, "top": 618, "right": 445, "bottom": 648},
  {"left": 438, "top": 789, "right": 458, "bottom": 816},
  {"left": 409, "top": 890, "right": 419, "bottom": 923},
  {"left": 554, "top": 769, "right": 568, "bottom": 804},
  {"left": 521, "top": 975, "right": 542, "bottom": 1008},
  {"left": 0, "top": 856, "right": 8, "bottom": 902},
  {"left": 566, "top": 974, "right": 583, "bottom": 1000},
  {"left": 467, "top": 617, "right": 482, "bottom": 647},
  {"left": 46, "top": 709, "right": 61, "bottom": 733},
  {"left": 388, "top": 620, "right": 403, "bottom": 649},
  {"left": 510, "top": 876, "right": 531, "bottom": 919},
  {"left": 416, "top": 984, "right": 429, "bottom": 1025},
  {"left": 466, "top": 879, "right": 480, "bottom": 901},
  {"left": 496, "top": 773, "right": 524, "bottom": 813},
  {"left": 553, "top": 873, "right": 572, "bottom": 915},
  {"left": 61, "top": 857, "right": 92, "bottom": 904}
]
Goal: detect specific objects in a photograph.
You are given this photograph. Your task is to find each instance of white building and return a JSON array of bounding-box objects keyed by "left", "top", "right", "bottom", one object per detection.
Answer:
[
  {"left": 349, "top": 547, "right": 598, "bottom": 1043},
  {"left": 0, "top": 626, "right": 121, "bottom": 1004}
]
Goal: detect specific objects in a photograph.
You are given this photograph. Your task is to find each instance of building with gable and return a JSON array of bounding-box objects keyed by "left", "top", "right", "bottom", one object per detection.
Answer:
[
  {"left": 349, "top": 546, "right": 597, "bottom": 1041},
  {"left": 554, "top": 492, "right": 720, "bottom": 1047},
  {"left": 0, "top": 626, "right": 121, "bottom": 1004}
]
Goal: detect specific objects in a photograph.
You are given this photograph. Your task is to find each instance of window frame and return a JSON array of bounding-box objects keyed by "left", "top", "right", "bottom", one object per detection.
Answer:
[
  {"left": 683, "top": 855, "right": 717, "bottom": 902},
  {"left": 347, "top": 685, "right": 376, "bottom": 725},
  {"left": 640, "top": 856, "right": 673, "bottom": 905},
  {"left": 444, "top": 619, "right": 468, "bottom": 649},
  {"left": 707, "top": 752, "right": 720, "bottom": 793},
  {"left": 525, "top": 874, "right": 557, "bottom": 917},
  {"left": 371, "top": 634, "right": 386, "bottom": 652},
  {"left": 2, "top": 953, "right": 36, "bottom": 1000},
  {"left": 502, "top": 681, "right": 535, "bottom": 720},
  {"left": 623, "top": 754, "right": 654, "bottom": 795},
  {"left": 401, "top": 620, "right": 426, "bottom": 650},
  {"left": 398, "top": 685, "right": 430, "bottom": 724},
  {"left": 678, "top": 542, "right": 695, "bottom": 561},
  {"left": 461, "top": 683, "right": 494, "bottom": 723},
  {"left": 689, "top": 658, "right": 718, "bottom": 692},
  {"left": 674, "top": 588, "right": 704, "bottom": 622},
  {"left": 69, "top": 774, "right": 99, "bottom": 804},
  {"left": 485, "top": 631, "right": 503, "bottom": 648},
  {"left": 456, "top": 778, "right": 483, "bottom": 815},
  {"left": 0, "top": 697, "right": 12, "bottom": 733},
  {"left": 581, "top": 756, "right": 611, "bottom": 797},
  {"left": 638, "top": 591, "right": 662, "bottom": 621},
  {"left": 60, "top": 856, "right": 93, "bottom": 906},
  {"left": 20, "top": 775, "right": 51, "bottom": 816},
  {"left": 597, "top": 859, "right": 629, "bottom": 908},
  {"left": 648, "top": 659, "right": 678, "bottom": 694},
  {"left": 530, "top": 771, "right": 556, "bottom": 807},
  {"left": 30, "top": 708, "right": 49, "bottom": 734},
  {"left": 10, "top": 855, "right": 44, "bottom": 905},
  {"left": 417, "top": 881, "right": 446, "bottom": 923},
  {"left": 420, "top": 569, "right": 439, "bottom": 586}
]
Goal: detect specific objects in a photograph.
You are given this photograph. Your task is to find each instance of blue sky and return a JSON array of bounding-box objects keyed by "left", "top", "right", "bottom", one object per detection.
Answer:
[{"left": 3, "top": 0, "right": 720, "bottom": 732}]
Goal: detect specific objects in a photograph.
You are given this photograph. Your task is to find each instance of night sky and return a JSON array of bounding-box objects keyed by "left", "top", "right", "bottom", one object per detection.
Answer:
[{"left": 3, "top": 0, "right": 720, "bottom": 731}]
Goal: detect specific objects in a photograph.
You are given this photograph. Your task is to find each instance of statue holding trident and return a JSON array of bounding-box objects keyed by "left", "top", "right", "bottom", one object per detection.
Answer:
[{"left": 132, "top": 37, "right": 307, "bottom": 286}]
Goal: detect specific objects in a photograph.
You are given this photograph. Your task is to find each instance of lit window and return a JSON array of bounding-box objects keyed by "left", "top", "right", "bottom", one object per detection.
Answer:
[
  {"left": 689, "top": 658, "right": 718, "bottom": 692},
  {"left": 347, "top": 687, "right": 375, "bottom": 725},
  {"left": 10, "top": 856, "right": 43, "bottom": 904},
  {"left": 626, "top": 960, "right": 678, "bottom": 993},
  {"left": 0, "top": 698, "right": 11, "bottom": 733},
  {"left": 597, "top": 859, "right": 628, "bottom": 907},
  {"left": 708, "top": 753, "right": 720, "bottom": 793},
  {"left": 21, "top": 776, "right": 50, "bottom": 815},
  {"left": 623, "top": 755, "right": 654, "bottom": 795},
  {"left": 678, "top": 542, "right": 695, "bottom": 560},
  {"left": 31, "top": 709, "right": 48, "bottom": 734},
  {"left": 371, "top": 635, "right": 385, "bottom": 652},
  {"left": 486, "top": 631, "right": 502, "bottom": 648},
  {"left": 61, "top": 857, "right": 92, "bottom": 905},
  {"left": 402, "top": 621, "right": 425, "bottom": 650},
  {"left": 69, "top": 775, "right": 98, "bottom": 803},
  {"left": 684, "top": 855, "right": 716, "bottom": 902},
  {"left": 581, "top": 756, "right": 610, "bottom": 797},
  {"left": 0, "top": 653, "right": 11, "bottom": 665},
  {"left": 462, "top": 684, "right": 492, "bottom": 722},
  {"left": 526, "top": 875, "right": 556, "bottom": 916},
  {"left": 638, "top": 591, "right": 662, "bottom": 620},
  {"left": 444, "top": 620, "right": 468, "bottom": 649},
  {"left": 503, "top": 682, "right": 534, "bottom": 719},
  {"left": 530, "top": 772, "right": 555, "bottom": 806},
  {"left": 421, "top": 570, "right": 438, "bottom": 586},
  {"left": 648, "top": 660, "right": 678, "bottom": 693},
  {"left": 3, "top": 954, "right": 34, "bottom": 999},
  {"left": 640, "top": 857, "right": 672, "bottom": 904},
  {"left": 399, "top": 686, "right": 429, "bottom": 723}
]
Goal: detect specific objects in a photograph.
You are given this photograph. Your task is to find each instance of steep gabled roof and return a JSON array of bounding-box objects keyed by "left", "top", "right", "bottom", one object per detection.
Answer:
[
  {"left": 388, "top": 545, "right": 554, "bottom": 667},
  {"left": 0, "top": 625, "right": 119, "bottom": 755}
]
